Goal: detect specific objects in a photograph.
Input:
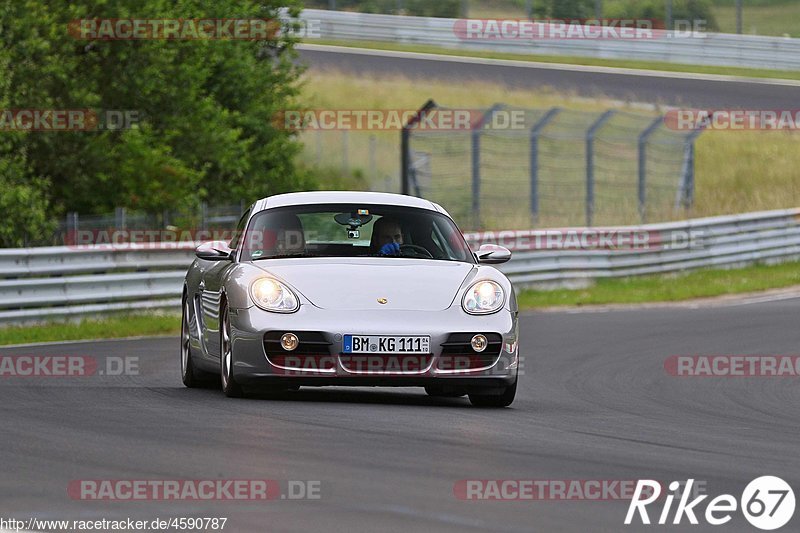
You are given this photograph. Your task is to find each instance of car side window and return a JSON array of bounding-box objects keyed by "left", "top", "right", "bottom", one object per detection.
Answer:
[{"left": 229, "top": 209, "right": 250, "bottom": 250}]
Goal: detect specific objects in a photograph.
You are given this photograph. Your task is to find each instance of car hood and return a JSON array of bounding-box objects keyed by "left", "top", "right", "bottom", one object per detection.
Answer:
[{"left": 253, "top": 258, "right": 475, "bottom": 311}]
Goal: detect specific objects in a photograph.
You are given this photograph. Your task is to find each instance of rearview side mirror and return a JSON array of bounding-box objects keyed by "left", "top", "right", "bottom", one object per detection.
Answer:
[
  {"left": 476, "top": 244, "right": 512, "bottom": 265},
  {"left": 195, "top": 241, "right": 233, "bottom": 261}
]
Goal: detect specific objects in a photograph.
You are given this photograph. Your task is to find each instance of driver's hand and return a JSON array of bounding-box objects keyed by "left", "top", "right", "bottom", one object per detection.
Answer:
[{"left": 379, "top": 242, "right": 401, "bottom": 256}]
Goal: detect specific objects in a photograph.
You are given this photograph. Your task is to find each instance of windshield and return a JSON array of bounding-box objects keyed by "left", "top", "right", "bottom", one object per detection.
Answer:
[{"left": 239, "top": 204, "right": 474, "bottom": 263}]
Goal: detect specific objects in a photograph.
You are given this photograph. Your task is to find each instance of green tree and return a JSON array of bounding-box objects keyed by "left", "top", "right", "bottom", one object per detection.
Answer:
[
  {"left": 0, "top": 0, "right": 310, "bottom": 231},
  {"left": 0, "top": 34, "right": 54, "bottom": 247}
]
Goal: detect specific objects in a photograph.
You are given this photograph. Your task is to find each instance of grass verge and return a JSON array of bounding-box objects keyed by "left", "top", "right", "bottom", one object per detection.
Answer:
[
  {"left": 0, "top": 313, "right": 180, "bottom": 347},
  {"left": 517, "top": 261, "right": 800, "bottom": 309},
  {"left": 304, "top": 39, "right": 800, "bottom": 82}
]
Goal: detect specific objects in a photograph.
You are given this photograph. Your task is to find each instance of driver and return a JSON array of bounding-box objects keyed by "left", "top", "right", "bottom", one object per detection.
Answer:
[{"left": 371, "top": 217, "right": 404, "bottom": 256}]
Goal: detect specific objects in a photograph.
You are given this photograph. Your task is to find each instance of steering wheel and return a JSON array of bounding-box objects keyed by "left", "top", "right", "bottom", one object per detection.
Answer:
[{"left": 400, "top": 244, "right": 434, "bottom": 259}]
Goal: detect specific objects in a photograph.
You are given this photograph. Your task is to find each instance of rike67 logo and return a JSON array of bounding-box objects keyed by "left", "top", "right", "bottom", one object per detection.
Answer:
[{"left": 625, "top": 477, "right": 795, "bottom": 530}]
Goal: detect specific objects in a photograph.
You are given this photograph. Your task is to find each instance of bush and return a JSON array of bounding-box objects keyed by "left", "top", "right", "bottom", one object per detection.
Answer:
[
  {"left": 604, "top": 0, "right": 718, "bottom": 31},
  {"left": 0, "top": 174, "right": 55, "bottom": 247},
  {"left": 304, "top": 0, "right": 462, "bottom": 17}
]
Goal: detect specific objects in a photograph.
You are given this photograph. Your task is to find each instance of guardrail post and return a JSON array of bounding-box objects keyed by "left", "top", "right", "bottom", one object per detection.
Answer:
[
  {"left": 401, "top": 99, "right": 436, "bottom": 196},
  {"left": 637, "top": 116, "right": 664, "bottom": 224},
  {"left": 529, "top": 107, "right": 561, "bottom": 224},
  {"left": 585, "top": 110, "right": 616, "bottom": 227},
  {"left": 472, "top": 104, "right": 503, "bottom": 229}
]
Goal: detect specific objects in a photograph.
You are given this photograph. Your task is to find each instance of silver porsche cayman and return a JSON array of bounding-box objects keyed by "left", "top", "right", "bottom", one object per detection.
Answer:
[{"left": 181, "top": 191, "right": 519, "bottom": 407}]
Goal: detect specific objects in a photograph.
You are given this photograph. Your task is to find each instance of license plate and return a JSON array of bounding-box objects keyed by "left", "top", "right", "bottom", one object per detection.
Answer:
[{"left": 343, "top": 335, "right": 430, "bottom": 354}]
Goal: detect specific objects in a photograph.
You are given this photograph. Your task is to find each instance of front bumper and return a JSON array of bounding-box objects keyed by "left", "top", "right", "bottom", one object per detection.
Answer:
[{"left": 228, "top": 303, "right": 519, "bottom": 390}]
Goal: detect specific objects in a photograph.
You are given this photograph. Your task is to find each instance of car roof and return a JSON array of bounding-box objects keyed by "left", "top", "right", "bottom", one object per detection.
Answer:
[{"left": 254, "top": 191, "right": 444, "bottom": 213}]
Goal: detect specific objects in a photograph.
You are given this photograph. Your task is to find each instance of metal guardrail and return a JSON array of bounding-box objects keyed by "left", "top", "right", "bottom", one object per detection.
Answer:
[
  {"left": 0, "top": 208, "right": 798, "bottom": 324},
  {"left": 0, "top": 244, "right": 193, "bottom": 324},
  {"left": 465, "top": 208, "right": 800, "bottom": 287},
  {"left": 300, "top": 9, "right": 800, "bottom": 71}
]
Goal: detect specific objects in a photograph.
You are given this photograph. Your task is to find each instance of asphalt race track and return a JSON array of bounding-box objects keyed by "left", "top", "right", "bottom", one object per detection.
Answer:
[
  {"left": 298, "top": 45, "right": 800, "bottom": 108},
  {"left": 1, "top": 298, "right": 798, "bottom": 532}
]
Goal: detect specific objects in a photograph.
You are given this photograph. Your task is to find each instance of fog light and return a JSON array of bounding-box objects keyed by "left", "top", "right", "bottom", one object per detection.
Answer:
[
  {"left": 471, "top": 334, "right": 488, "bottom": 353},
  {"left": 280, "top": 333, "right": 299, "bottom": 351}
]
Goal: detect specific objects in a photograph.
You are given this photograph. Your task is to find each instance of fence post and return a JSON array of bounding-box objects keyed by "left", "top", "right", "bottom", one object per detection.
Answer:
[
  {"left": 115, "top": 206, "right": 126, "bottom": 230},
  {"left": 677, "top": 127, "right": 704, "bottom": 210},
  {"left": 369, "top": 134, "right": 376, "bottom": 179},
  {"left": 401, "top": 99, "right": 437, "bottom": 196},
  {"left": 529, "top": 107, "right": 561, "bottom": 224},
  {"left": 665, "top": 0, "right": 673, "bottom": 31},
  {"left": 66, "top": 212, "right": 79, "bottom": 241},
  {"left": 637, "top": 116, "right": 664, "bottom": 224},
  {"left": 736, "top": 0, "right": 743, "bottom": 34},
  {"left": 342, "top": 130, "right": 349, "bottom": 173},
  {"left": 472, "top": 104, "right": 504, "bottom": 229},
  {"left": 585, "top": 110, "right": 615, "bottom": 227}
]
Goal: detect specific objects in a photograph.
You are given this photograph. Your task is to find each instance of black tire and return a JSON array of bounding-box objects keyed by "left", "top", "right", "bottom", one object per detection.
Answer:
[
  {"left": 424, "top": 386, "right": 467, "bottom": 398},
  {"left": 468, "top": 377, "right": 517, "bottom": 407},
  {"left": 220, "top": 303, "right": 244, "bottom": 398},
  {"left": 181, "top": 296, "right": 202, "bottom": 387}
]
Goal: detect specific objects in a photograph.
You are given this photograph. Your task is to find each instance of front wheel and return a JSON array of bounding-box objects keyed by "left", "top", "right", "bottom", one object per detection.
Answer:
[
  {"left": 181, "top": 296, "right": 206, "bottom": 387},
  {"left": 468, "top": 376, "right": 517, "bottom": 407},
  {"left": 220, "top": 304, "right": 244, "bottom": 398}
]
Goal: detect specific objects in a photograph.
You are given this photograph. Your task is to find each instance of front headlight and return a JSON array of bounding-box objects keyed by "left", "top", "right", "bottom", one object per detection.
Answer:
[
  {"left": 250, "top": 278, "right": 299, "bottom": 313},
  {"left": 462, "top": 280, "right": 505, "bottom": 315}
]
